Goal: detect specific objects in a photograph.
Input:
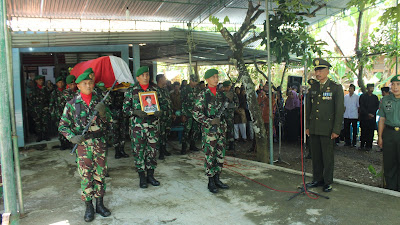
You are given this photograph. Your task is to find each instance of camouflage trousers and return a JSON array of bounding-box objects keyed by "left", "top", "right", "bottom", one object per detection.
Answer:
[
  {"left": 183, "top": 116, "right": 200, "bottom": 146},
  {"left": 202, "top": 122, "right": 227, "bottom": 177},
  {"left": 76, "top": 138, "right": 107, "bottom": 201},
  {"left": 130, "top": 122, "right": 158, "bottom": 172},
  {"left": 112, "top": 113, "right": 127, "bottom": 149},
  {"left": 158, "top": 120, "right": 168, "bottom": 148},
  {"left": 226, "top": 118, "right": 235, "bottom": 144},
  {"left": 32, "top": 108, "right": 49, "bottom": 136}
]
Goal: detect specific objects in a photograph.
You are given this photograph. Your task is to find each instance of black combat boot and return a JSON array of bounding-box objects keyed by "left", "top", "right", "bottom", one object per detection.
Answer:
[
  {"left": 181, "top": 143, "right": 187, "bottom": 155},
  {"left": 190, "top": 141, "right": 200, "bottom": 152},
  {"left": 208, "top": 177, "right": 218, "bottom": 193},
  {"left": 164, "top": 144, "right": 171, "bottom": 156},
  {"left": 84, "top": 200, "right": 95, "bottom": 222},
  {"left": 214, "top": 173, "right": 229, "bottom": 189},
  {"left": 138, "top": 171, "right": 148, "bottom": 188},
  {"left": 158, "top": 147, "right": 165, "bottom": 160},
  {"left": 95, "top": 197, "right": 111, "bottom": 217},
  {"left": 36, "top": 134, "right": 43, "bottom": 142},
  {"left": 147, "top": 169, "right": 160, "bottom": 186},
  {"left": 115, "top": 146, "right": 123, "bottom": 159},
  {"left": 120, "top": 146, "right": 129, "bottom": 158}
]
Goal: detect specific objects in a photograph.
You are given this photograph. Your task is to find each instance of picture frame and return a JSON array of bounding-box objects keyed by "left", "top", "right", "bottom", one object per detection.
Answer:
[{"left": 139, "top": 91, "right": 160, "bottom": 115}]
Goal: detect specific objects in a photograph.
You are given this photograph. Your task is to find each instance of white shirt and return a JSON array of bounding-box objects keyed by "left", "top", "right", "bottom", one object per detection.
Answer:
[{"left": 344, "top": 93, "right": 359, "bottom": 119}]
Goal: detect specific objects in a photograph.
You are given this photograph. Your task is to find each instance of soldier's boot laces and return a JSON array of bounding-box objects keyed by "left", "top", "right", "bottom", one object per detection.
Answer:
[
  {"left": 147, "top": 169, "right": 160, "bottom": 186},
  {"left": 181, "top": 143, "right": 187, "bottom": 155},
  {"left": 208, "top": 177, "right": 218, "bottom": 193},
  {"left": 164, "top": 144, "right": 171, "bottom": 156},
  {"left": 138, "top": 171, "right": 148, "bottom": 188},
  {"left": 95, "top": 197, "right": 111, "bottom": 217},
  {"left": 84, "top": 200, "right": 95, "bottom": 222},
  {"left": 214, "top": 174, "right": 229, "bottom": 189}
]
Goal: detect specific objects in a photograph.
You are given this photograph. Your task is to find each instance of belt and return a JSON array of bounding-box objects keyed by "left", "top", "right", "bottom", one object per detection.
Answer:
[{"left": 386, "top": 125, "right": 400, "bottom": 132}]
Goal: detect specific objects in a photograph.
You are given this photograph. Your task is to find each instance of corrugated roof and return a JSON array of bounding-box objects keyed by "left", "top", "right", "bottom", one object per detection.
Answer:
[{"left": 7, "top": 0, "right": 350, "bottom": 25}]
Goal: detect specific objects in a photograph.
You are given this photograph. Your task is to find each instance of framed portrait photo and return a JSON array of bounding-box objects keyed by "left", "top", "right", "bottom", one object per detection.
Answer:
[{"left": 139, "top": 91, "right": 160, "bottom": 115}]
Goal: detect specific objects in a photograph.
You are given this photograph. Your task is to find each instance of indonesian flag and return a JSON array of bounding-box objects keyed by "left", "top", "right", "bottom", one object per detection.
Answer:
[{"left": 70, "top": 56, "right": 134, "bottom": 88}]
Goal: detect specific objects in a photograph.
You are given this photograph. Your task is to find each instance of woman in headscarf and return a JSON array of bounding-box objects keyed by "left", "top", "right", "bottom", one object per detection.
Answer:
[{"left": 284, "top": 90, "right": 301, "bottom": 143}]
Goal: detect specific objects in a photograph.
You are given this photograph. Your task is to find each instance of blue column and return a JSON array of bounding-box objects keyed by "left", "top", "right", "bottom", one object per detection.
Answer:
[{"left": 12, "top": 48, "right": 24, "bottom": 147}]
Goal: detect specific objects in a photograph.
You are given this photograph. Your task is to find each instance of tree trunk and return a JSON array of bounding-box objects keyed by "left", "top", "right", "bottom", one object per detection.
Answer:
[
  {"left": 280, "top": 63, "right": 288, "bottom": 88},
  {"left": 237, "top": 58, "right": 268, "bottom": 163},
  {"left": 355, "top": 9, "right": 366, "bottom": 93}
]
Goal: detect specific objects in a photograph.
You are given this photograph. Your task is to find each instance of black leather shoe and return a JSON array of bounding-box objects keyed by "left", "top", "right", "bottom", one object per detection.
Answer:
[
  {"left": 138, "top": 171, "right": 148, "bottom": 188},
  {"left": 84, "top": 200, "right": 95, "bottom": 222},
  {"left": 147, "top": 169, "right": 160, "bottom": 186},
  {"left": 214, "top": 174, "right": 229, "bottom": 189},
  {"left": 306, "top": 181, "right": 324, "bottom": 188},
  {"left": 120, "top": 147, "right": 129, "bottom": 158},
  {"left": 96, "top": 197, "right": 111, "bottom": 217},
  {"left": 323, "top": 184, "right": 332, "bottom": 192},
  {"left": 208, "top": 177, "right": 218, "bottom": 193}
]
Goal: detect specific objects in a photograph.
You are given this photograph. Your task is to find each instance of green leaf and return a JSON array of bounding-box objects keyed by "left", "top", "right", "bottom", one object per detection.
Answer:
[
  {"left": 223, "top": 16, "right": 230, "bottom": 24},
  {"left": 368, "top": 165, "right": 377, "bottom": 176}
]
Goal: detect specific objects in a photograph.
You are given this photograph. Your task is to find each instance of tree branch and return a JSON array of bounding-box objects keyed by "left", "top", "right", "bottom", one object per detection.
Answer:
[
  {"left": 220, "top": 27, "right": 236, "bottom": 51},
  {"left": 234, "top": 1, "right": 263, "bottom": 41},
  {"left": 243, "top": 35, "right": 263, "bottom": 47},
  {"left": 254, "top": 62, "right": 269, "bottom": 81}
]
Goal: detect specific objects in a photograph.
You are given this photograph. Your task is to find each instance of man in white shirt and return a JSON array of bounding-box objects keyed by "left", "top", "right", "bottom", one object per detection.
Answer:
[{"left": 343, "top": 84, "right": 359, "bottom": 147}]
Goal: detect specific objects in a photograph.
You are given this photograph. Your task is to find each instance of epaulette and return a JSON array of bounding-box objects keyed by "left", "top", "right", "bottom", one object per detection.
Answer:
[{"left": 308, "top": 79, "right": 317, "bottom": 85}]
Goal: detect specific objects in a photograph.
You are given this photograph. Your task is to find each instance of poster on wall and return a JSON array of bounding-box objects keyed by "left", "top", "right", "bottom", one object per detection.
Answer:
[{"left": 38, "top": 66, "right": 55, "bottom": 83}]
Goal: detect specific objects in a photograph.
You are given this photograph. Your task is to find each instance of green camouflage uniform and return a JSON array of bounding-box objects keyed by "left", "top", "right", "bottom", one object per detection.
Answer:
[
  {"left": 29, "top": 85, "right": 51, "bottom": 137},
  {"left": 181, "top": 85, "right": 201, "bottom": 147},
  {"left": 158, "top": 87, "right": 172, "bottom": 149},
  {"left": 223, "top": 90, "right": 239, "bottom": 148},
  {"left": 63, "top": 88, "right": 77, "bottom": 103},
  {"left": 50, "top": 88, "right": 69, "bottom": 147},
  {"left": 110, "top": 91, "right": 127, "bottom": 150},
  {"left": 58, "top": 92, "right": 112, "bottom": 201},
  {"left": 193, "top": 88, "right": 227, "bottom": 177},
  {"left": 123, "top": 83, "right": 159, "bottom": 172}
]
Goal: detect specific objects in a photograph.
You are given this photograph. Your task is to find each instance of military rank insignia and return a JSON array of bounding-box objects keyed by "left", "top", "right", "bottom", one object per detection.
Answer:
[{"left": 385, "top": 100, "right": 392, "bottom": 111}]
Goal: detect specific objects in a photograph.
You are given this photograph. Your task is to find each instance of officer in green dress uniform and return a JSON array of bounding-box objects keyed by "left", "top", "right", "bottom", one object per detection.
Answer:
[
  {"left": 306, "top": 58, "right": 344, "bottom": 192},
  {"left": 378, "top": 74, "right": 400, "bottom": 191}
]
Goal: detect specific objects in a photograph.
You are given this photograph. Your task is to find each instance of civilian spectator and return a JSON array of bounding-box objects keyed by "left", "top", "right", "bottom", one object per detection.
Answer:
[
  {"left": 284, "top": 90, "right": 301, "bottom": 143},
  {"left": 359, "top": 83, "right": 379, "bottom": 151},
  {"left": 343, "top": 84, "right": 359, "bottom": 147}
]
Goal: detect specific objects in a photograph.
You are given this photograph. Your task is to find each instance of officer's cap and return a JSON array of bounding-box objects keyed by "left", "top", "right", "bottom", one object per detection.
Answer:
[
  {"left": 34, "top": 75, "right": 45, "bottom": 81},
  {"left": 391, "top": 74, "right": 400, "bottom": 82},
  {"left": 222, "top": 81, "right": 231, "bottom": 87},
  {"left": 136, "top": 66, "right": 149, "bottom": 77},
  {"left": 55, "top": 76, "right": 64, "bottom": 83},
  {"left": 367, "top": 83, "right": 374, "bottom": 88},
  {"left": 313, "top": 58, "right": 332, "bottom": 70},
  {"left": 76, "top": 71, "right": 93, "bottom": 84},
  {"left": 66, "top": 75, "right": 76, "bottom": 84},
  {"left": 204, "top": 69, "right": 219, "bottom": 79}
]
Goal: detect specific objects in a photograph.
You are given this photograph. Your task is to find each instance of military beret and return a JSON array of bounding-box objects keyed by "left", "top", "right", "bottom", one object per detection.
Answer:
[
  {"left": 366, "top": 83, "right": 374, "bottom": 88},
  {"left": 66, "top": 75, "right": 76, "bottom": 84},
  {"left": 313, "top": 58, "right": 332, "bottom": 69},
  {"left": 82, "top": 68, "right": 94, "bottom": 76},
  {"left": 136, "top": 66, "right": 149, "bottom": 77},
  {"left": 55, "top": 76, "right": 64, "bottom": 83},
  {"left": 34, "top": 75, "right": 45, "bottom": 81},
  {"left": 204, "top": 69, "right": 219, "bottom": 79},
  {"left": 391, "top": 74, "right": 400, "bottom": 82},
  {"left": 222, "top": 81, "right": 231, "bottom": 87},
  {"left": 75, "top": 72, "right": 92, "bottom": 84}
]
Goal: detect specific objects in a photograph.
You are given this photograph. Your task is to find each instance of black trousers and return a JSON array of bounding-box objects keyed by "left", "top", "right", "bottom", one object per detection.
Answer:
[
  {"left": 360, "top": 119, "right": 375, "bottom": 148},
  {"left": 344, "top": 118, "right": 358, "bottom": 145}
]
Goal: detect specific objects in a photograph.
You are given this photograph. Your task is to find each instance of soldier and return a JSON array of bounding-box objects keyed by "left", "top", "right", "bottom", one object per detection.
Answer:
[
  {"left": 222, "top": 81, "right": 238, "bottom": 151},
  {"left": 123, "top": 66, "right": 162, "bottom": 188},
  {"left": 156, "top": 74, "right": 172, "bottom": 160},
  {"left": 306, "top": 58, "right": 344, "bottom": 192},
  {"left": 110, "top": 90, "right": 129, "bottom": 159},
  {"left": 58, "top": 69, "right": 112, "bottom": 222},
  {"left": 181, "top": 75, "right": 201, "bottom": 154},
  {"left": 30, "top": 75, "right": 51, "bottom": 142},
  {"left": 63, "top": 75, "right": 77, "bottom": 102},
  {"left": 50, "top": 76, "right": 70, "bottom": 150},
  {"left": 193, "top": 69, "right": 229, "bottom": 193},
  {"left": 378, "top": 74, "right": 400, "bottom": 191}
]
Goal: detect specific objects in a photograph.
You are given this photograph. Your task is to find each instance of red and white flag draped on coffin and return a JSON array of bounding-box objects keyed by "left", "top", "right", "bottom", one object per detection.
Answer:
[{"left": 70, "top": 56, "right": 134, "bottom": 88}]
